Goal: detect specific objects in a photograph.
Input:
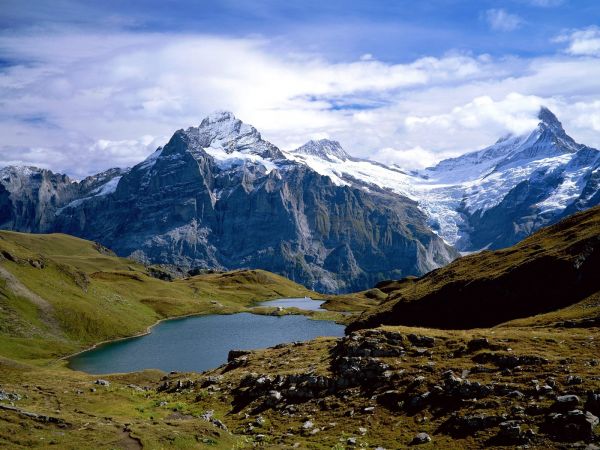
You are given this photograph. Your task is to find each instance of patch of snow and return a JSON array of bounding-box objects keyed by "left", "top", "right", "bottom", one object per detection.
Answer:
[
  {"left": 55, "top": 197, "right": 90, "bottom": 215},
  {"left": 204, "top": 145, "right": 278, "bottom": 173},
  {"left": 138, "top": 147, "right": 163, "bottom": 170},
  {"left": 90, "top": 176, "right": 121, "bottom": 196},
  {"left": 536, "top": 165, "right": 590, "bottom": 215}
]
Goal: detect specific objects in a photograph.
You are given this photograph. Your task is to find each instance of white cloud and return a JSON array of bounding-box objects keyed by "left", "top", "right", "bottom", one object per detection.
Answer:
[
  {"left": 555, "top": 26, "right": 600, "bottom": 56},
  {"left": 1, "top": 30, "right": 600, "bottom": 177},
  {"left": 484, "top": 9, "right": 525, "bottom": 32},
  {"left": 405, "top": 93, "right": 545, "bottom": 136},
  {"left": 370, "top": 146, "right": 451, "bottom": 171},
  {"left": 527, "top": 0, "right": 564, "bottom": 6}
]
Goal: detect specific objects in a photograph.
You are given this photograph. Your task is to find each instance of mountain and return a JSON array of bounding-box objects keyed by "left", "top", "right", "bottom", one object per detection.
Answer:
[
  {"left": 0, "top": 113, "right": 456, "bottom": 293},
  {"left": 292, "top": 139, "right": 352, "bottom": 162},
  {"left": 347, "top": 205, "right": 600, "bottom": 331},
  {"left": 426, "top": 107, "right": 600, "bottom": 250},
  {"left": 2, "top": 107, "right": 598, "bottom": 291},
  {"left": 288, "top": 107, "right": 600, "bottom": 251}
]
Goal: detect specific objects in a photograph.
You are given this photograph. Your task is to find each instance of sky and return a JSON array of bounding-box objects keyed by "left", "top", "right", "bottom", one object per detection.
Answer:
[{"left": 1, "top": 0, "right": 600, "bottom": 177}]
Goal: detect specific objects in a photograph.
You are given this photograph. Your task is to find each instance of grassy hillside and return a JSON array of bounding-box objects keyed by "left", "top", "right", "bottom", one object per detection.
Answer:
[
  {"left": 348, "top": 205, "right": 600, "bottom": 331},
  {"left": 0, "top": 231, "right": 318, "bottom": 363},
  {"left": 1, "top": 211, "right": 600, "bottom": 448}
]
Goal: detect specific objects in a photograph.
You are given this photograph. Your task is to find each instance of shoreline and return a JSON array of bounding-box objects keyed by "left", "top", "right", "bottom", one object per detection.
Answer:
[
  {"left": 57, "top": 298, "right": 340, "bottom": 369},
  {"left": 56, "top": 309, "right": 221, "bottom": 367}
]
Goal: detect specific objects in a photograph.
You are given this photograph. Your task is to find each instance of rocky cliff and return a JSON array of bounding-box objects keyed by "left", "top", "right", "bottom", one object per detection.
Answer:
[{"left": 0, "top": 113, "right": 456, "bottom": 293}]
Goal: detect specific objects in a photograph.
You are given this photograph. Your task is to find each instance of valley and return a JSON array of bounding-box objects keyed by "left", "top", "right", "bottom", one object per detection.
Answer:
[{"left": 0, "top": 207, "right": 598, "bottom": 448}]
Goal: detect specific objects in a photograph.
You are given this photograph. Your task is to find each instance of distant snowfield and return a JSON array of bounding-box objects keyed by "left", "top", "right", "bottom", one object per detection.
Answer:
[{"left": 281, "top": 111, "right": 600, "bottom": 248}]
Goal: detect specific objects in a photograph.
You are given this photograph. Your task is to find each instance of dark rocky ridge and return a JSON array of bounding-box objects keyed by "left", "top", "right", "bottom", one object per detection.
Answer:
[{"left": 347, "top": 205, "right": 600, "bottom": 331}]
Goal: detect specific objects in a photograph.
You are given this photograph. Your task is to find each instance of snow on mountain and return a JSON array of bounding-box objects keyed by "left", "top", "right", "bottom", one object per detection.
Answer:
[
  {"left": 285, "top": 139, "right": 415, "bottom": 195},
  {"left": 185, "top": 110, "right": 284, "bottom": 164},
  {"left": 292, "top": 139, "right": 351, "bottom": 162},
  {"left": 90, "top": 176, "right": 122, "bottom": 196},
  {"left": 287, "top": 108, "right": 600, "bottom": 250},
  {"left": 3, "top": 108, "right": 598, "bottom": 257}
]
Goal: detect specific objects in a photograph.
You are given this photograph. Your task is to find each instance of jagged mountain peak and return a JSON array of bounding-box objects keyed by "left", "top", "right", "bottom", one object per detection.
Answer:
[
  {"left": 292, "top": 139, "right": 351, "bottom": 162},
  {"left": 176, "top": 111, "right": 284, "bottom": 160},
  {"left": 538, "top": 106, "right": 563, "bottom": 131},
  {"left": 429, "top": 108, "right": 581, "bottom": 176},
  {"left": 194, "top": 110, "right": 254, "bottom": 140},
  {"left": 200, "top": 110, "right": 238, "bottom": 127},
  {"left": 0, "top": 165, "right": 41, "bottom": 178}
]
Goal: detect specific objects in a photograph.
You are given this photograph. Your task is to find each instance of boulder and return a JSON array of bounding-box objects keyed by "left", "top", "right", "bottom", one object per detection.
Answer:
[
  {"left": 544, "top": 410, "right": 598, "bottom": 441},
  {"left": 410, "top": 432, "right": 432, "bottom": 445}
]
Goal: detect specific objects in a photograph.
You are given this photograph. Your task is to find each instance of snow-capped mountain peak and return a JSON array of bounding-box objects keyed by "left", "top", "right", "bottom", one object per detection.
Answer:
[
  {"left": 538, "top": 106, "right": 564, "bottom": 133},
  {"left": 200, "top": 110, "right": 237, "bottom": 126},
  {"left": 292, "top": 139, "right": 351, "bottom": 162},
  {"left": 184, "top": 111, "right": 284, "bottom": 162}
]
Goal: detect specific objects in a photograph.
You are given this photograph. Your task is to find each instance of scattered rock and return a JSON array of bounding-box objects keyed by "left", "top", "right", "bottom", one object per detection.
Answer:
[
  {"left": 407, "top": 334, "right": 435, "bottom": 348},
  {"left": 410, "top": 432, "right": 431, "bottom": 445},
  {"left": 497, "top": 421, "right": 522, "bottom": 442},
  {"left": 0, "top": 390, "right": 22, "bottom": 402},
  {"left": 228, "top": 350, "right": 251, "bottom": 362},
  {"left": 302, "top": 420, "right": 314, "bottom": 430},
  {"left": 467, "top": 337, "right": 491, "bottom": 352},
  {"left": 443, "top": 414, "right": 505, "bottom": 437},
  {"left": 553, "top": 394, "right": 580, "bottom": 411},
  {"left": 94, "top": 379, "right": 110, "bottom": 387},
  {"left": 472, "top": 352, "right": 548, "bottom": 368},
  {"left": 566, "top": 375, "right": 583, "bottom": 385},
  {"left": 586, "top": 392, "right": 600, "bottom": 416},
  {"left": 544, "top": 410, "right": 599, "bottom": 441}
]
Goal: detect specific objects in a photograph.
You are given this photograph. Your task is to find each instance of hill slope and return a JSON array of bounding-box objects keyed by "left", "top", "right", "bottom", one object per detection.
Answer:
[
  {"left": 0, "top": 231, "right": 317, "bottom": 363},
  {"left": 348, "top": 205, "right": 600, "bottom": 331}
]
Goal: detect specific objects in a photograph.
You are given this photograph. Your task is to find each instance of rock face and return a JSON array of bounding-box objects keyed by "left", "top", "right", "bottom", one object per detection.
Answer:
[
  {"left": 4, "top": 108, "right": 596, "bottom": 291},
  {"left": 0, "top": 166, "right": 126, "bottom": 233},
  {"left": 0, "top": 112, "right": 456, "bottom": 293}
]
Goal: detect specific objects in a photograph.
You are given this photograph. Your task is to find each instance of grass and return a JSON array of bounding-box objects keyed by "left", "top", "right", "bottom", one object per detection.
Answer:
[
  {"left": 348, "top": 205, "right": 600, "bottom": 331},
  {"left": 1, "top": 213, "right": 599, "bottom": 448},
  {"left": 0, "top": 231, "right": 319, "bottom": 364},
  {"left": 2, "top": 323, "right": 589, "bottom": 449}
]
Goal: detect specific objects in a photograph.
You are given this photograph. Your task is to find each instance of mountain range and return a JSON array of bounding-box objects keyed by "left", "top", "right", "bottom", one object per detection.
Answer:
[{"left": 1, "top": 108, "right": 598, "bottom": 292}]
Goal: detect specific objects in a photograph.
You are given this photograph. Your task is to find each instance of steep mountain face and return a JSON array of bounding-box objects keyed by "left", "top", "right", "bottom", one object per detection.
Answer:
[
  {"left": 287, "top": 108, "right": 600, "bottom": 251},
  {"left": 0, "top": 113, "right": 456, "bottom": 293},
  {"left": 2, "top": 107, "right": 598, "bottom": 290},
  {"left": 0, "top": 166, "right": 78, "bottom": 232},
  {"left": 347, "top": 205, "right": 600, "bottom": 331},
  {"left": 0, "top": 166, "right": 127, "bottom": 233}
]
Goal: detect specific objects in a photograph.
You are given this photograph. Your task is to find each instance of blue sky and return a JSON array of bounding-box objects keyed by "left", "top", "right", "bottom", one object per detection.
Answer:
[{"left": 1, "top": 0, "right": 600, "bottom": 176}]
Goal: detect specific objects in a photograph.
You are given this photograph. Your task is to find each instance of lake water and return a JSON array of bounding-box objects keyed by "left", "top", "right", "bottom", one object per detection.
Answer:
[
  {"left": 257, "top": 297, "right": 325, "bottom": 310},
  {"left": 69, "top": 305, "right": 344, "bottom": 374}
]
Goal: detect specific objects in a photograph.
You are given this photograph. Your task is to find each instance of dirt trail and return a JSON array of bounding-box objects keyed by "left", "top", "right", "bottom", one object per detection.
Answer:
[{"left": 0, "top": 264, "right": 64, "bottom": 337}]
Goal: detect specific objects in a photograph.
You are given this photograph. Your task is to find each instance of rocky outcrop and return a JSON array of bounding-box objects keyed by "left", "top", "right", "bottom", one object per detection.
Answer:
[{"left": 167, "top": 327, "right": 599, "bottom": 447}]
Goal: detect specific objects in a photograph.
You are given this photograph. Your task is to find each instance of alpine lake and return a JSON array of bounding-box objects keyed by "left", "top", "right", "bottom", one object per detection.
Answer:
[{"left": 68, "top": 298, "right": 345, "bottom": 374}]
